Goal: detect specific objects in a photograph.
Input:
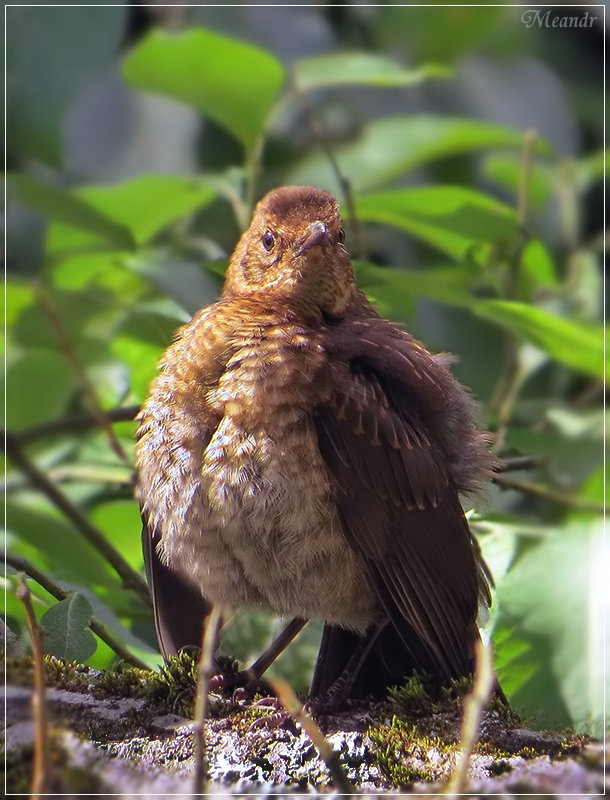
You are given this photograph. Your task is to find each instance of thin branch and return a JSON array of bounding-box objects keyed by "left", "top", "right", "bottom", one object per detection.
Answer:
[
  {"left": 16, "top": 574, "right": 50, "bottom": 798},
  {"left": 5, "top": 405, "right": 140, "bottom": 446},
  {"left": 494, "top": 473, "right": 605, "bottom": 513},
  {"left": 496, "top": 455, "right": 542, "bottom": 473},
  {"left": 193, "top": 605, "right": 223, "bottom": 797},
  {"left": 243, "top": 136, "right": 265, "bottom": 227},
  {"left": 6, "top": 434, "right": 151, "bottom": 607},
  {"left": 290, "top": 80, "right": 365, "bottom": 260},
  {"left": 270, "top": 678, "right": 355, "bottom": 794},
  {"left": 490, "top": 130, "right": 538, "bottom": 448},
  {"left": 516, "top": 129, "right": 537, "bottom": 231},
  {"left": 508, "top": 128, "right": 537, "bottom": 299},
  {"left": 7, "top": 555, "right": 151, "bottom": 670},
  {"left": 37, "top": 288, "right": 128, "bottom": 463},
  {"left": 489, "top": 342, "right": 528, "bottom": 452},
  {"left": 445, "top": 639, "right": 495, "bottom": 795}
]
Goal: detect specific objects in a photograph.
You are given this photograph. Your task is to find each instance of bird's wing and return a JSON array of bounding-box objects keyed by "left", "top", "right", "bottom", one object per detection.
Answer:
[
  {"left": 314, "top": 366, "right": 489, "bottom": 681},
  {"left": 142, "top": 514, "right": 212, "bottom": 659}
]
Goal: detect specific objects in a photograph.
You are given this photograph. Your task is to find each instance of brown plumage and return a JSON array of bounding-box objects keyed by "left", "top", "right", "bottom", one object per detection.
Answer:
[{"left": 135, "top": 185, "right": 496, "bottom": 700}]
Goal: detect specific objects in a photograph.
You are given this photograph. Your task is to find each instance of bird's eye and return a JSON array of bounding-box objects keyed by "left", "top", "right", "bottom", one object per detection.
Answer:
[
  {"left": 262, "top": 230, "right": 276, "bottom": 251},
  {"left": 337, "top": 227, "right": 346, "bottom": 244}
]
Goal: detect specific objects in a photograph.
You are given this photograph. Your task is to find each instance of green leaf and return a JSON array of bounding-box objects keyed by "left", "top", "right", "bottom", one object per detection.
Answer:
[
  {"left": 40, "top": 592, "right": 97, "bottom": 662},
  {"left": 6, "top": 4, "right": 125, "bottom": 164},
  {"left": 354, "top": 187, "right": 518, "bottom": 261},
  {"left": 89, "top": 501, "right": 147, "bottom": 571},
  {"left": 288, "top": 115, "right": 549, "bottom": 194},
  {"left": 5, "top": 351, "right": 76, "bottom": 429},
  {"left": 126, "top": 251, "right": 221, "bottom": 316},
  {"left": 293, "top": 53, "right": 449, "bottom": 91},
  {"left": 520, "top": 239, "right": 558, "bottom": 289},
  {"left": 122, "top": 27, "right": 284, "bottom": 150},
  {"left": 354, "top": 261, "right": 472, "bottom": 313},
  {"left": 573, "top": 148, "right": 607, "bottom": 190},
  {"left": 10, "top": 174, "right": 134, "bottom": 250},
  {"left": 7, "top": 499, "right": 124, "bottom": 593},
  {"left": 493, "top": 521, "right": 604, "bottom": 734},
  {"left": 112, "top": 312, "right": 179, "bottom": 401},
  {"left": 504, "top": 427, "right": 603, "bottom": 489},
  {"left": 472, "top": 299, "right": 605, "bottom": 379},
  {"left": 5, "top": 280, "right": 35, "bottom": 327},
  {"left": 564, "top": 249, "right": 603, "bottom": 324},
  {"left": 482, "top": 153, "right": 552, "bottom": 209},
  {"left": 47, "top": 174, "right": 217, "bottom": 255}
]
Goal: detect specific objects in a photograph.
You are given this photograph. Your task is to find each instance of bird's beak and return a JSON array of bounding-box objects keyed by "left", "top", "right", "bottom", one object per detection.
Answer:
[{"left": 294, "top": 221, "right": 327, "bottom": 256}]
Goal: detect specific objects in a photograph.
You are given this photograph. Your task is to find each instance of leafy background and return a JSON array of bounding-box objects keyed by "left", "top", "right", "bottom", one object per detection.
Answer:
[{"left": 5, "top": 3, "right": 606, "bottom": 737}]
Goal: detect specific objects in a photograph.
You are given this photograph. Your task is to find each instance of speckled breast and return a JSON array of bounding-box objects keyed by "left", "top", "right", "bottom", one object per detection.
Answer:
[{"left": 137, "top": 312, "right": 376, "bottom": 632}]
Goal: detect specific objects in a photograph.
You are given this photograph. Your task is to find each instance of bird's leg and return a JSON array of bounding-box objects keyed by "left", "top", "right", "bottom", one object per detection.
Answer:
[
  {"left": 249, "top": 625, "right": 386, "bottom": 731},
  {"left": 249, "top": 617, "right": 308, "bottom": 680},
  {"left": 308, "top": 625, "right": 384, "bottom": 712},
  {"left": 210, "top": 617, "right": 307, "bottom": 697}
]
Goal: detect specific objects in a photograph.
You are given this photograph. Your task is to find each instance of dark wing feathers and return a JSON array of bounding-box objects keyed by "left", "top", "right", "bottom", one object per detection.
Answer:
[
  {"left": 315, "top": 363, "right": 487, "bottom": 682},
  {"left": 141, "top": 514, "right": 211, "bottom": 659}
]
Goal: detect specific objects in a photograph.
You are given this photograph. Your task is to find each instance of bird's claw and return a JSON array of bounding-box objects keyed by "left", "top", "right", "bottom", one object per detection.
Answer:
[
  {"left": 247, "top": 696, "right": 297, "bottom": 732},
  {"left": 249, "top": 711, "right": 290, "bottom": 732}
]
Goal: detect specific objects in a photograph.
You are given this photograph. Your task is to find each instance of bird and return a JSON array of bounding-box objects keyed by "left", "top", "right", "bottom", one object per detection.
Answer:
[{"left": 135, "top": 185, "right": 496, "bottom": 704}]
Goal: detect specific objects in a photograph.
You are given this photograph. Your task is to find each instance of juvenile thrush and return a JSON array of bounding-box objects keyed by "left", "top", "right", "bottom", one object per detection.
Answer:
[{"left": 135, "top": 185, "right": 496, "bottom": 701}]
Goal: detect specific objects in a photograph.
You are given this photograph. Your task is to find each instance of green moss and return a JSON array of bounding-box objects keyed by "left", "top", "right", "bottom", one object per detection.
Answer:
[
  {"left": 5, "top": 742, "right": 33, "bottom": 794},
  {"left": 4, "top": 734, "right": 111, "bottom": 794},
  {"left": 387, "top": 672, "right": 475, "bottom": 720},
  {"left": 556, "top": 734, "right": 590, "bottom": 760},
  {"left": 368, "top": 715, "right": 459, "bottom": 788},
  {"left": 4, "top": 655, "right": 36, "bottom": 686},
  {"left": 489, "top": 758, "right": 513, "bottom": 776},
  {"left": 387, "top": 673, "right": 435, "bottom": 716},
  {"left": 488, "top": 692, "right": 523, "bottom": 726}
]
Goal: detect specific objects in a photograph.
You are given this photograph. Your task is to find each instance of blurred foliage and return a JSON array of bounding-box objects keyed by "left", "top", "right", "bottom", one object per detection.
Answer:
[{"left": 5, "top": 4, "right": 606, "bottom": 737}]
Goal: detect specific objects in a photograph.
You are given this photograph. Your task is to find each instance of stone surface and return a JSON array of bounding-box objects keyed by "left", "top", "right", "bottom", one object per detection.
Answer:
[{"left": 2, "top": 678, "right": 605, "bottom": 797}]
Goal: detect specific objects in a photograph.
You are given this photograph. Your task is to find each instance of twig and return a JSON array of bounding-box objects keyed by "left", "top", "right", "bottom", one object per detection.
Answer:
[
  {"left": 496, "top": 455, "right": 542, "bottom": 473},
  {"left": 243, "top": 137, "right": 265, "bottom": 226},
  {"left": 36, "top": 288, "right": 128, "bottom": 463},
  {"left": 7, "top": 555, "right": 150, "bottom": 669},
  {"left": 508, "top": 128, "right": 537, "bottom": 299},
  {"left": 489, "top": 343, "right": 528, "bottom": 452},
  {"left": 490, "top": 130, "right": 538, "bottom": 448},
  {"left": 193, "top": 605, "right": 223, "bottom": 797},
  {"left": 494, "top": 473, "right": 605, "bottom": 513},
  {"left": 516, "top": 129, "right": 537, "bottom": 232},
  {"left": 4, "top": 405, "right": 140, "bottom": 446},
  {"left": 16, "top": 574, "right": 49, "bottom": 798},
  {"left": 6, "top": 434, "right": 151, "bottom": 607},
  {"left": 291, "top": 80, "right": 365, "bottom": 260},
  {"left": 445, "top": 639, "right": 495, "bottom": 795},
  {"left": 269, "top": 678, "right": 355, "bottom": 794}
]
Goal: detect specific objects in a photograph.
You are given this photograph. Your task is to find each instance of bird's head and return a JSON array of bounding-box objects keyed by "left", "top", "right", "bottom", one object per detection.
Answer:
[{"left": 222, "top": 186, "right": 357, "bottom": 319}]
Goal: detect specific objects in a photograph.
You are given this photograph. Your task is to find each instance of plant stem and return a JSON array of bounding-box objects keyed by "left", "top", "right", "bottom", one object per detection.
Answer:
[
  {"left": 193, "top": 605, "right": 223, "bottom": 796},
  {"left": 6, "top": 434, "right": 151, "bottom": 607},
  {"left": 270, "top": 678, "right": 355, "bottom": 794},
  {"left": 7, "top": 555, "right": 151, "bottom": 669},
  {"left": 37, "top": 287, "right": 128, "bottom": 463},
  {"left": 494, "top": 474, "right": 605, "bottom": 513},
  {"left": 16, "top": 574, "right": 49, "bottom": 798},
  {"left": 4, "top": 405, "right": 140, "bottom": 446},
  {"left": 446, "top": 639, "right": 494, "bottom": 795},
  {"left": 243, "top": 136, "right": 265, "bottom": 227},
  {"left": 290, "top": 81, "right": 365, "bottom": 259}
]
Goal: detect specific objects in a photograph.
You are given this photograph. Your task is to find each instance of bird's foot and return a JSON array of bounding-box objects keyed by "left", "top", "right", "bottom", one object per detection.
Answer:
[
  {"left": 247, "top": 696, "right": 296, "bottom": 731},
  {"left": 209, "top": 669, "right": 276, "bottom": 708},
  {"left": 307, "top": 674, "right": 352, "bottom": 714},
  {"left": 208, "top": 669, "right": 248, "bottom": 694}
]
